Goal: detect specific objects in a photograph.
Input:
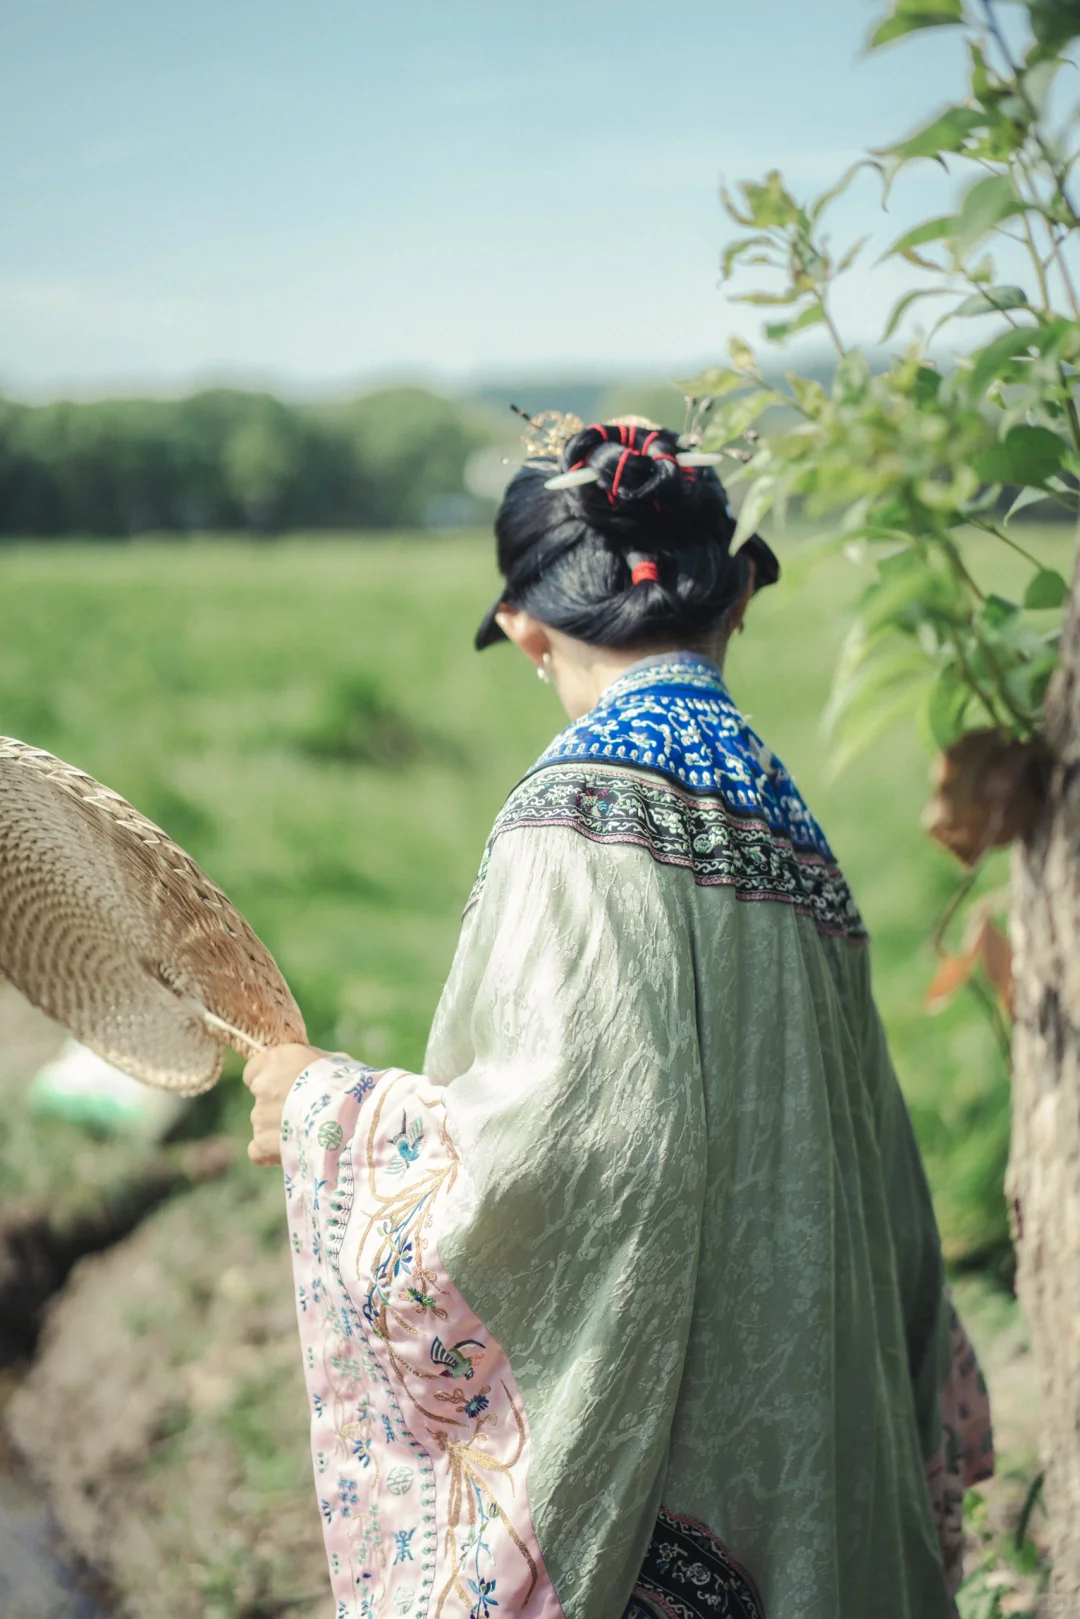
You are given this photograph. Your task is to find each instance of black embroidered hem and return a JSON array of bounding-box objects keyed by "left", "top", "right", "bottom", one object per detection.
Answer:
[{"left": 625, "top": 1505, "right": 765, "bottom": 1619}]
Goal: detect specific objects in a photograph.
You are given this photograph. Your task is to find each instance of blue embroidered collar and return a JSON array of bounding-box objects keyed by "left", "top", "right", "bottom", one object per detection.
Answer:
[{"left": 530, "top": 653, "right": 834, "bottom": 859}]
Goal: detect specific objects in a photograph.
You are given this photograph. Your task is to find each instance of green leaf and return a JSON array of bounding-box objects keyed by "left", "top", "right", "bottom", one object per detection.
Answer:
[
  {"left": 705, "top": 388, "right": 783, "bottom": 448},
  {"left": 1023, "top": 56, "right": 1061, "bottom": 116},
  {"left": 878, "top": 215, "right": 955, "bottom": 263},
  {"left": 739, "top": 170, "right": 800, "bottom": 228},
  {"left": 720, "top": 235, "right": 777, "bottom": 280},
  {"left": 675, "top": 367, "right": 753, "bottom": 400},
  {"left": 953, "top": 174, "right": 1024, "bottom": 255},
  {"left": 764, "top": 304, "right": 829, "bottom": 342},
  {"left": 980, "top": 593, "right": 1021, "bottom": 631},
  {"left": 836, "top": 235, "right": 869, "bottom": 275},
  {"left": 967, "top": 326, "right": 1045, "bottom": 399},
  {"left": 808, "top": 160, "right": 878, "bottom": 224},
  {"left": 786, "top": 373, "right": 828, "bottom": 413},
  {"left": 833, "top": 349, "right": 872, "bottom": 399},
  {"left": 881, "top": 286, "right": 952, "bottom": 340},
  {"left": 954, "top": 285, "right": 1029, "bottom": 316},
  {"left": 1029, "top": 0, "right": 1080, "bottom": 54},
  {"left": 972, "top": 424, "right": 1066, "bottom": 487},
  {"left": 720, "top": 185, "right": 756, "bottom": 228},
  {"left": 877, "top": 106, "right": 984, "bottom": 162},
  {"left": 731, "top": 290, "right": 802, "bottom": 307},
  {"left": 732, "top": 475, "right": 779, "bottom": 546},
  {"left": 969, "top": 39, "right": 998, "bottom": 105},
  {"left": 1004, "top": 485, "right": 1052, "bottom": 523},
  {"left": 928, "top": 663, "right": 972, "bottom": 749},
  {"left": 1024, "top": 569, "right": 1069, "bottom": 609},
  {"left": 728, "top": 334, "right": 757, "bottom": 373},
  {"left": 861, "top": 558, "right": 960, "bottom": 638},
  {"left": 869, "top": 0, "right": 964, "bottom": 49},
  {"left": 822, "top": 642, "right": 934, "bottom": 775},
  {"left": 1005, "top": 645, "right": 1059, "bottom": 715}
]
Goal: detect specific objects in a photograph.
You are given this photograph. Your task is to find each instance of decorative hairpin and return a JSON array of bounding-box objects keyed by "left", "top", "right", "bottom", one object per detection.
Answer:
[
  {"left": 509, "top": 404, "right": 725, "bottom": 490},
  {"left": 509, "top": 404, "right": 584, "bottom": 462},
  {"left": 543, "top": 450, "right": 724, "bottom": 491}
]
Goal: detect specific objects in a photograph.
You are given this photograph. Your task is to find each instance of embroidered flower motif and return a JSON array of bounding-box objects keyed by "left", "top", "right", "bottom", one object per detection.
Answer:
[
  {"left": 464, "top": 1392, "right": 490, "bottom": 1419},
  {"left": 468, "top": 1576, "right": 499, "bottom": 1618},
  {"left": 573, "top": 782, "right": 611, "bottom": 816}
]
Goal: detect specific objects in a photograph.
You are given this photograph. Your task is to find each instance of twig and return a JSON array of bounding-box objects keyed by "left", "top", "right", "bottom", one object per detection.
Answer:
[
  {"left": 1015, "top": 1470, "right": 1046, "bottom": 1550},
  {"left": 932, "top": 864, "right": 983, "bottom": 956}
]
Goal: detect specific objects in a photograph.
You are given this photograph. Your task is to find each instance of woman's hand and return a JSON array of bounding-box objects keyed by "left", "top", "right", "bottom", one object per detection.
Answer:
[{"left": 243, "top": 1042, "right": 328, "bottom": 1166}]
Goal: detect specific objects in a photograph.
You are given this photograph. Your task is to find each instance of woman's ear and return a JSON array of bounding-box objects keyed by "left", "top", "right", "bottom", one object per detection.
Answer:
[
  {"left": 726, "top": 558, "right": 758, "bottom": 636},
  {"left": 493, "top": 608, "right": 552, "bottom": 672}
]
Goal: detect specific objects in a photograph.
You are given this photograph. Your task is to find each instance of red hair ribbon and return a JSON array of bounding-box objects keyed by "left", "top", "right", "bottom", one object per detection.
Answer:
[{"left": 631, "top": 559, "right": 660, "bottom": 585}]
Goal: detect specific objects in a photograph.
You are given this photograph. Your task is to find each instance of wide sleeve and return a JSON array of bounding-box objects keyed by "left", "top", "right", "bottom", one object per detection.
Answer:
[{"left": 281, "top": 825, "right": 707, "bottom": 1619}]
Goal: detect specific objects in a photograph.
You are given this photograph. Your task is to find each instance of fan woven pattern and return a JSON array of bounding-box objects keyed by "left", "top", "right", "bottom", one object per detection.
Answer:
[{"left": 0, "top": 738, "right": 305, "bottom": 1094}]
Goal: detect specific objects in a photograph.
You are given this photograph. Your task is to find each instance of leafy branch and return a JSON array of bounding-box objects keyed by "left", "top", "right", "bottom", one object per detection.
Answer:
[{"left": 684, "top": 0, "right": 1080, "bottom": 776}]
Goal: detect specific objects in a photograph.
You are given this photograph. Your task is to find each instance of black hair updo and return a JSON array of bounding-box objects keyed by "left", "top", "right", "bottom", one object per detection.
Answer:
[{"left": 474, "top": 419, "right": 779, "bottom": 651}]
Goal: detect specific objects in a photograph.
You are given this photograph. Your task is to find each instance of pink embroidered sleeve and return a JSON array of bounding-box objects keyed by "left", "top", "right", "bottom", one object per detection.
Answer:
[
  {"left": 924, "top": 1300, "right": 995, "bottom": 1595},
  {"left": 280, "top": 1055, "right": 565, "bottom": 1619}
]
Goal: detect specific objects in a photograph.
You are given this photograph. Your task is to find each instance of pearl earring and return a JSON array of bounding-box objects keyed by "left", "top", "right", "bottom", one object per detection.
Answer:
[{"left": 537, "top": 652, "right": 553, "bottom": 685}]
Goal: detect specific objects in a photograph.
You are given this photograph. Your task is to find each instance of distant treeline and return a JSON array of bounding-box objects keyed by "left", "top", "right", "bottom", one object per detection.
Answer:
[{"left": 0, "top": 386, "right": 496, "bottom": 536}]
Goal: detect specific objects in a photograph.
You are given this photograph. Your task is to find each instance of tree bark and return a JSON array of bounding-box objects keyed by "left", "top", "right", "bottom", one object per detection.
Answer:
[{"left": 1010, "top": 539, "right": 1080, "bottom": 1594}]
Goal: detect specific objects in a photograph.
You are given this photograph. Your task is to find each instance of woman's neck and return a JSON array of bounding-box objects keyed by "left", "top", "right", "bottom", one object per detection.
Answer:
[{"left": 547, "top": 630, "right": 729, "bottom": 721}]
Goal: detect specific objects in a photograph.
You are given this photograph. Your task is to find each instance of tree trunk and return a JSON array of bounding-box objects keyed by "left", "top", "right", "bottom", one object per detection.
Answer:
[{"left": 1010, "top": 540, "right": 1080, "bottom": 1594}]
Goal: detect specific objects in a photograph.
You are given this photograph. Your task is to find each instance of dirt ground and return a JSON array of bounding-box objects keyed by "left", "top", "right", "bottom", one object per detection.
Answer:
[{"left": 0, "top": 987, "right": 331, "bottom": 1619}]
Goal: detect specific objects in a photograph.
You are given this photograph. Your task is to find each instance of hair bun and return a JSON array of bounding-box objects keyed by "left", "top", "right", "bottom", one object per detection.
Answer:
[{"left": 562, "top": 421, "right": 684, "bottom": 510}]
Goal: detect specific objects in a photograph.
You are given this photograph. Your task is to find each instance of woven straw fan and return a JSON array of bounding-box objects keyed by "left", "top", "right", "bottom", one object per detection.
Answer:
[{"left": 0, "top": 738, "right": 306, "bottom": 1095}]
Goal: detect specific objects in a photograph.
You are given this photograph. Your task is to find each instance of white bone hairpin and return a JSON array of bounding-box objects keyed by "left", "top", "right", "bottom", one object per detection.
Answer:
[
  {"left": 543, "top": 467, "right": 602, "bottom": 490},
  {"left": 543, "top": 450, "right": 724, "bottom": 491}
]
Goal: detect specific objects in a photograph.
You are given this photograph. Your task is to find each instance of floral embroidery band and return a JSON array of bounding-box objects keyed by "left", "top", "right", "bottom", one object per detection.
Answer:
[
  {"left": 282, "top": 1058, "right": 565, "bottom": 1619},
  {"left": 468, "top": 764, "right": 865, "bottom": 942}
]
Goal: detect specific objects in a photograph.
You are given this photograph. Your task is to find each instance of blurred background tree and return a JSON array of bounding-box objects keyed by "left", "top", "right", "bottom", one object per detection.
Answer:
[{"left": 0, "top": 385, "right": 497, "bottom": 537}]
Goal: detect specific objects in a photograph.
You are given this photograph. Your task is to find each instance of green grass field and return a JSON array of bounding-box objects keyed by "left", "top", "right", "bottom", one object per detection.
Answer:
[{"left": 0, "top": 527, "right": 1072, "bottom": 1265}]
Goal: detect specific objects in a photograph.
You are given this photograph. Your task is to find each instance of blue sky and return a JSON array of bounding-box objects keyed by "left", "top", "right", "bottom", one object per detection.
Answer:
[{"left": 1, "top": 0, "right": 978, "bottom": 398}]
